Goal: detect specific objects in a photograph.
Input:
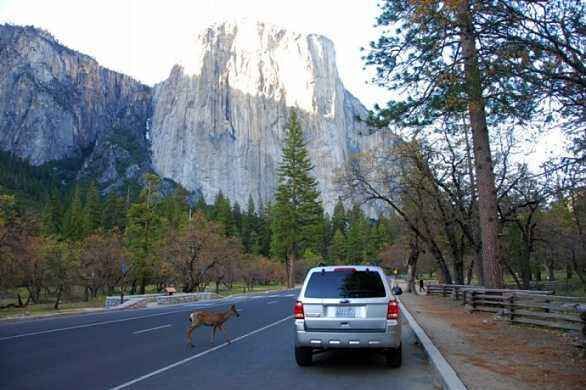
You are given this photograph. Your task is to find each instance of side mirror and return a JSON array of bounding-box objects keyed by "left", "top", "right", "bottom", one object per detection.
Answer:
[{"left": 392, "top": 286, "right": 403, "bottom": 296}]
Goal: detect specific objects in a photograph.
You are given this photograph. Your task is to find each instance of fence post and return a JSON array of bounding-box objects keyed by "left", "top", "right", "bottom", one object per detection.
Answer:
[
  {"left": 466, "top": 290, "right": 477, "bottom": 312},
  {"left": 506, "top": 294, "right": 515, "bottom": 322},
  {"left": 442, "top": 285, "right": 447, "bottom": 297},
  {"left": 579, "top": 306, "right": 586, "bottom": 358}
]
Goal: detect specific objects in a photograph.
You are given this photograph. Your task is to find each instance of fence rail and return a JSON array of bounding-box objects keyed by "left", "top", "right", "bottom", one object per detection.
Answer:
[{"left": 425, "top": 284, "right": 585, "bottom": 354}]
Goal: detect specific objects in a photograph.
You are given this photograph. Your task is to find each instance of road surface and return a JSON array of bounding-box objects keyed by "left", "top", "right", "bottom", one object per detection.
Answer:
[{"left": 0, "top": 290, "right": 436, "bottom": 389}]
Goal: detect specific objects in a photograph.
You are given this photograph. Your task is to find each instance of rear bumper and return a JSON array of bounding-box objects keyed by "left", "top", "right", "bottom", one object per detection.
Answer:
[{"left": 294, "top": 318, "right": 401, "bottom": 349}]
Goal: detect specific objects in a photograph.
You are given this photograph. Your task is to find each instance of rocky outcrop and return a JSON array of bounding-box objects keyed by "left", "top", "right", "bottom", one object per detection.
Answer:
[
  {"left": 0, "top": 22, "right": 396, "bottom": 210},
  {"left": 0, "top": 24, "right": 152, "bottom": 189},
  {"left": 150, "top": 20, "right": 395, "bottom": 212}
]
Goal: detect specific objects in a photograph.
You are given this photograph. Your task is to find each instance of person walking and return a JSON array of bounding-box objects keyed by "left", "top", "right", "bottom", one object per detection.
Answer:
[{"left": 419, "top": 279, "right": 425, "bottom": 293}]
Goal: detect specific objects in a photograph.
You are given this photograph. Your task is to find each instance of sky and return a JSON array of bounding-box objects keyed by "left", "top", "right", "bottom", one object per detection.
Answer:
[
  {"left": 0, "top": 0, "right": 567, "bottom": 170},
  {"left": 0, "top": 0, "right": 393, "bottom": 108}
]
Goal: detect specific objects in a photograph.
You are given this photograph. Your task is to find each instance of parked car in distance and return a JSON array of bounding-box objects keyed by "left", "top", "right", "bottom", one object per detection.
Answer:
[{"left": 293, "top": 265, "right": 402, "bottom": 367}]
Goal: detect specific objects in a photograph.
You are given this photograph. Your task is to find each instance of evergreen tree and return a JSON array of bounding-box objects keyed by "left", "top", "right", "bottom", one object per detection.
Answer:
[
  {"left": 83, "top": 181, "right": 102, "bottom": 234},
  {"left": 241, "top": 195, "right": 256, "bottom": 252},
  {"left": 125, "top": 174, "right": 163, "bottom": 294},
  {"left": 102, "top": 192, "right": 127, "bottom": 231},
  {"left": 346, "top": 205, "right": 368, "bottom": 263},
  {"left": 331, "top": 199, "right": 348, "bottom": 236},
  {"left": 331, "top": 229, "right": 347, "bottom": 263},
  {"left": 256, "top": 202, "right": 272, "bottom": 257},
  {"left": 194, "top": 196, "right": 209, "bottom": 218},
  {"left": 42, "top": 186, "right": 63, "bottom": 237},
  {"left": 161, "top": 187, "right": 189, "bottom": 229},
  {"left": 271, "top": 111, "right": 323, "bottom": 287},
  {"left": 212, "top": 191, "right": 235, "bottom": 236},
  {"left": 62, "top": 185, "right": 85, "bottom": 241},
  {"left": 232, "top": 201, "right": 242, "bottom": 237}
]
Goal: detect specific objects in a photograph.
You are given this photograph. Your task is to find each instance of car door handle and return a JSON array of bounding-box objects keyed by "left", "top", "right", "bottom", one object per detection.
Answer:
[{"left": 339, "top": 299, "right": 350, "bottom": 304}]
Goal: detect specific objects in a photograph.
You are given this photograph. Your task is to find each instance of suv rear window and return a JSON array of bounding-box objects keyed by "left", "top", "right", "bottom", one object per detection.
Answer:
[{"left": 304, "top": 270, "right": 386, "bottom": 298}]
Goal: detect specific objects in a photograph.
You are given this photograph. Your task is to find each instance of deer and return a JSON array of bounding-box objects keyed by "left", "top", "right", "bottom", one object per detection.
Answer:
[{"left": 186, "top": 304, "right": 240, "bottom": 347}]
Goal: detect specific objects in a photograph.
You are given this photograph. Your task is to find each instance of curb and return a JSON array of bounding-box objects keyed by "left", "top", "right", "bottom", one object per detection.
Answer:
[{"left": 399, "top": 299, "right": 467, "bottom": 390}]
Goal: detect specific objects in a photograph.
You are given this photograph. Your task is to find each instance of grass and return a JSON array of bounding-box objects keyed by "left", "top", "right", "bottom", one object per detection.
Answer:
[
  {"left": 0, "top": 296, "right": 105, "bottom": 319},
  {"left": 0, "top": 283, "right": 288, "bottom": 319},
  {"left": 212, "top": 283, "right": 287, "bottom": 297}
]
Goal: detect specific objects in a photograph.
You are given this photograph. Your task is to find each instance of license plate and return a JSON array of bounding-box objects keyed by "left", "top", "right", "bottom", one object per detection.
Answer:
[{"left": 336, "top": 306, "right": 356, "bottom": 318}]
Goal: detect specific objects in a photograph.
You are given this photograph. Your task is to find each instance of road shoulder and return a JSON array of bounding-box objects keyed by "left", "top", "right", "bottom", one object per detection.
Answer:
[{"left": 400, "top": 292, "right": 586, "bottom": 390}]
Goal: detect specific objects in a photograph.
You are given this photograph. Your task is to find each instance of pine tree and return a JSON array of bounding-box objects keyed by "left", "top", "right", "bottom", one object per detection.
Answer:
[
  {"left": 212, "top": 191, "right": 235, "bottom": 236},
  {"left": 161, "top": 187, "right": 189, "bottom": 229},
  {"left": 42, "top": 186, "right": 63, "bottom": 237},
  {"left": 331, "top": 229, "right": 347, "bottom": 263},
  {"left": 125, "top": 174, "right": 163, "bottom": 294},
  {"left": 346, "top": 205, "right": 367, "bottom": 263},
  {"left": 241, "top": 195, "right": 256, "bottom": 252},
  {"left": 331, "top": 199, "right": 348, "bottom": 236},
  {"left": 84, "top": 181, "right": 102, "bottom": 234},
  {"left": 232, "top": 201, "right": 242, "bottom": 237},
  {"left": 256, "top": 202, "right": 272, "bottom": 257},
  {"left": 102, "top": 192, "right": 126, "bottom": 231},
  {"left": 63, "top": 185, "right": 85, "bottom": 241},
  {"left": 271, "top": 111, "right": 323, "bottom": 287}
]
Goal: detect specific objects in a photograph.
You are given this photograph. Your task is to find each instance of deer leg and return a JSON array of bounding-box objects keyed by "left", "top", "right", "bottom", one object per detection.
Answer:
[
  {"left": 219, "top": 324, "right": 231, "bottom": 344},
  {"left": 186, "top": 321, "right": 202, "bottom": 348},
  {"left": 210, "top": 326, "right": 217, "bottom": 344}
]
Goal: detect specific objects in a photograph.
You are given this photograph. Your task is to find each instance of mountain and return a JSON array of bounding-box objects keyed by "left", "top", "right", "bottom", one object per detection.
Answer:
[
  {"left": 151, "top": 20, "right": 395, "bottom": 211},
  {"left": 0, "top": 24, "right": 152, "bottom": 192},
  {"left": 0, "top": 21, "right": 395, "bottom": 211}
]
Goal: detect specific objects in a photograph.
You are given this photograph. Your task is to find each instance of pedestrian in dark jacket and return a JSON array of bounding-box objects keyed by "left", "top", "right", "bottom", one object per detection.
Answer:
[{"left": 419, "top": 279, "right": 425, "bottom": 293}]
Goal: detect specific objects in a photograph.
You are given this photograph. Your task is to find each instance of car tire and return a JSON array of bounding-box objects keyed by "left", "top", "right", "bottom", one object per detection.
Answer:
[
  {"left": 385, "top": 344, "right": 402, "bottom": 368},
  {"left": 295, "top": 346, "right": 313, "bottom": 366}
]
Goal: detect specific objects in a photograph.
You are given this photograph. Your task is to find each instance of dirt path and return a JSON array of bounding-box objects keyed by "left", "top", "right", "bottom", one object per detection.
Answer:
[{"left": 400, "top": 290, "right": 585, "bottom": 390}]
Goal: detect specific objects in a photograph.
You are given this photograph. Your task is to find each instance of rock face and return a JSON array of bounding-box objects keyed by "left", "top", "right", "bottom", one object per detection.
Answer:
[
  {"left": 150, "top": 20, "right": 393, "bottom": 212},
  {"left": 0, "top": 25, "right": 152, "bottom": 190},
  {"left": 0, "top": 22, "right": 395, "bottom": 210}
]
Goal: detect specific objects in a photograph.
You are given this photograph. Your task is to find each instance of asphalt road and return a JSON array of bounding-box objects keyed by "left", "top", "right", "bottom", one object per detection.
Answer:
[{"left": 0, "top": 290, "right": 436, "bottom": 389}]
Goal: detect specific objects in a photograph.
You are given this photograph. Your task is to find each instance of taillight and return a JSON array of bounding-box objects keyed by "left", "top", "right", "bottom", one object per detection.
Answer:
[
  {"left": 387, "top": 300, "right": 400, "bottom": 320},
  {"left": 294, "top": 301, "right": 304, "bottom": 319}
]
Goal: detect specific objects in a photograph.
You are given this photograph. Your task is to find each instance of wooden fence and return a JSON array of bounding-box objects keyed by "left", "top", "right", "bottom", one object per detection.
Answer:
[{"left": 425, "top": 284, "right": 585, "bottom": 354}]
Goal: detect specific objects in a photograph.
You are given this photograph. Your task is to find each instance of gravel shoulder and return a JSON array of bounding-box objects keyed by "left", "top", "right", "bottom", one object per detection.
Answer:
[{"left": 400, "top": 291, "right": 586, "bottom": 390}]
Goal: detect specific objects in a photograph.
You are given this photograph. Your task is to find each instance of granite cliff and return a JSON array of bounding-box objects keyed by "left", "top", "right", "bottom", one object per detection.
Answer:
[{"left": 0, "top": 21, "right": 394, "bottom": 210}]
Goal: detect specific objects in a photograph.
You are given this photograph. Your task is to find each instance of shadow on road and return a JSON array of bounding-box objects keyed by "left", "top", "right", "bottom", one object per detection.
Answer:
[{"left": 311, "top": 349, "right": 393, "bottom": 370}]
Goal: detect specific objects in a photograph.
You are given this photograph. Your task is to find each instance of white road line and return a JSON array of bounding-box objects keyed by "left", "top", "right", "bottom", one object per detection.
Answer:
[
  {"left": 0, "top": 310, "right": 190, "bottom": 342},
  {"left": 267, "top": 300, "right": 278, "bottom": 304},
  {"left": 109, "top": 315, "right": 293, "bottom": 390},
  {"left": 133, "top": 324, "right": 172, "bottom": 335}
]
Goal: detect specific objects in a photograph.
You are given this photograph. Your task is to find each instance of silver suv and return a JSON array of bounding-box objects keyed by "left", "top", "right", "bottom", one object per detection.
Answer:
[{"left": 293, "top": 265, "right": 402, "bottom": 367}]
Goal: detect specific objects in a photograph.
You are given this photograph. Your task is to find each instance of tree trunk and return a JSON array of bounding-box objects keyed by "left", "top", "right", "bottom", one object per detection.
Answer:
[
  {"left": 139, "top": 276, "right": 146, "bottom": 295},
  {"left": 566, "top": 264, "right": 573, "bottom": 281},
  {"left": 54, "top": 286, "right": 63, "bottom": 310},
  {"left": 519, "top": 242, "right": 532, "bottom": 290},
  {"left": 406, "top": 238, "right": 420, "bottom": 293},
  {"left": 464, "top": 119, "right": 484, "bottom": 286},
  {"left": 288, "top": 253, "right": 295, "bottom": 289},
  {"left": 457, "top": 0, "right": 503, "bottom": 288}
]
